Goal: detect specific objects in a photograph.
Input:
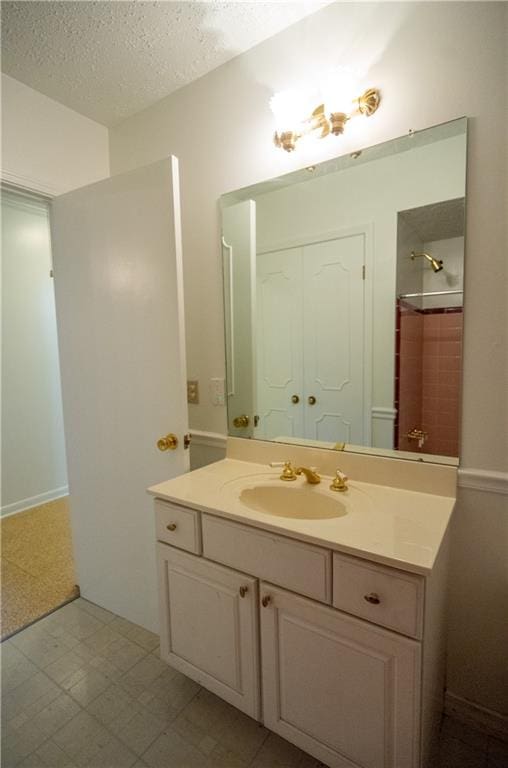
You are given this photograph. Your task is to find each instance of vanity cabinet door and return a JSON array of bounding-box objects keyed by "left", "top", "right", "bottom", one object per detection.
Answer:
[
  {"left": 260, "top": 583, "right": 421, "bottom": 768},
  {"left": 157, "top": 543, "right": 260, "bottom": 720}
]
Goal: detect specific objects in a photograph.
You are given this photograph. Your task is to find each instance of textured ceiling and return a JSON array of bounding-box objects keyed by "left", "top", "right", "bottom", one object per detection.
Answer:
[
  {"left": 1, "top": 0, "right": 328, "bottom": 126},
  {"left": 400, "top": 198, "right": 465, "bottom": 243}
]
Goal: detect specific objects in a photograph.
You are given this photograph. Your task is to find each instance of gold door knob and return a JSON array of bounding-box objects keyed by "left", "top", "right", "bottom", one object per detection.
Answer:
[
  {"left": 239, "top": 586, "right": 248, "bottom": 598},
  {"left": 261, "top": 595, "right": 271, "bottom": 607},
  {"left": 157, "top": 433, "right": 178, "bottom": 451},
  {"left": 291, "top": 395, "right": 300, "bottom": 404},
  {"left": 166, "top": 523, "right": 177, "bottom": 532},
  {"left": 308, "top": 396, "right": 316, "bottom": 405},
  {"left": 364, "top": 592, "right": 381, "bottom": 605},
  {"left": 233, "top": 415, "right": 249, "bottom": 428}
]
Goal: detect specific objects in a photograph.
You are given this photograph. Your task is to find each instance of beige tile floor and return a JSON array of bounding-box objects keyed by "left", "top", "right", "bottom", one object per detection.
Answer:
[
  {"left": 1, "top": 598, "right": 507, "bottom": 768},
  {"left": 1, "top": 498, "right": 78, "bottom": 639}
]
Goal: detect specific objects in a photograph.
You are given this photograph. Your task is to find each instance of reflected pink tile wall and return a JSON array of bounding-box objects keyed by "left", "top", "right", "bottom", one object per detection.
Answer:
[
  {"left": 421, "top": 310, "right": 462, "bottom": 456},
  {"left": 396, "top": 305, "right": 462, "bottom": 457},
  {"left": 396, "top": 303, "right": 423, "bottom": 451}
]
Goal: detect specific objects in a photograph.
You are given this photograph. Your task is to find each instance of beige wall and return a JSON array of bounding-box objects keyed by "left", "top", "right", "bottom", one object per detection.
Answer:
[
  {"left": 1, "top": 73, "right": 109, "bottom": 194},
  {"left": 108, "top": 1, "right": 506, "bottom": 716}
]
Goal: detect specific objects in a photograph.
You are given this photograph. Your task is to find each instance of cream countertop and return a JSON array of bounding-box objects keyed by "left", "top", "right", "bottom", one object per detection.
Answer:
[{"left": 148, "top": 458, "right": 455, "bottom": 576}]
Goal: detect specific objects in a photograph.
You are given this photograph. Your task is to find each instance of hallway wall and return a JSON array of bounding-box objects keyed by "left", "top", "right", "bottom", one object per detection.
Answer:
[
  {"left": 1, "top": 191, "right": 67, "bottom": 515},
  {"left": 1, "top": 73, "right": 109, "bottom": 195}
]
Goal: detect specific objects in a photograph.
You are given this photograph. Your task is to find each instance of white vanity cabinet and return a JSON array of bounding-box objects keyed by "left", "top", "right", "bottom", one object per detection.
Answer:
[
  {"left": 155, "top": 497, "right": 448, "bottom": 768},
  {"left": 260, "top": 583, "right": 420, "bottom": 768},
  {"left": 157, "top": 542, "right": 260, "bottom": 719}
]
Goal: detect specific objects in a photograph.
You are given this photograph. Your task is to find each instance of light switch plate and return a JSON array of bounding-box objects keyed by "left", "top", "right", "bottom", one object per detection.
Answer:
[
  {"left": 210, "top": 377, "right": 225, "bottom": 406},
  {"left": 187, "top": 380, "right": 199, "bottom": 404}
]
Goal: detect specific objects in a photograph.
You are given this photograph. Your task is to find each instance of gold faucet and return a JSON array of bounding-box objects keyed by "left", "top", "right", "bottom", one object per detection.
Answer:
[
  {"left": 330, "top": 469, "right": 348, "bottom": 492},
  {"left": 279, "top": 462, "right": 321, "bottom": 483},
  {"left": 295, "top": 466, "right": 321, "bottom": 484},
  {"left": 280, "top": 461, "right": 297, "bottom": 481}
]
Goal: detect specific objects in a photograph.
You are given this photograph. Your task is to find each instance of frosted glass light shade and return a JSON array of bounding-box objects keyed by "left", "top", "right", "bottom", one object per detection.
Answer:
[
  {"left": 321, "top": 67, "right": 358, "bottom": 114},
  {"left": 270, "top": 89, "right": 303, "bottom": 133}
]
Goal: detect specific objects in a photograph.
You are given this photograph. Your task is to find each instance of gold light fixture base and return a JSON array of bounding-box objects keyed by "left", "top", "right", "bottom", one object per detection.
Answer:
[
  {"left": 330, "top": 112, "right": 349, "bottom": 136},
  {"left": 357, "top": 88, "right": 381, "bottom": 117},
  {"left": 274, "top": 130, "right": 299, "bottom": 152}
]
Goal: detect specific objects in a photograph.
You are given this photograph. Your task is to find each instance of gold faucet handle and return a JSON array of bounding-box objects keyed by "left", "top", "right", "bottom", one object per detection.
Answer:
[
  {"left": 280, "top": 461, "right": 297, "bottom": 481},
  {"left": 330, "top": 469, "right": 348, "bottom": 492}
]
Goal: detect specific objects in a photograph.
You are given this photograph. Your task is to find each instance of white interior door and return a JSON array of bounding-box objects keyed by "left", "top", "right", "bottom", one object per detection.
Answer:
[
  {"left": 50, "top": 157, "right": 189, "bottom": 632},
  {"left": 255, "top": 248, "right": 303, "bottom": 440},
  {"left": 303, "top": 235, "right": 366, "bottom": 444}
]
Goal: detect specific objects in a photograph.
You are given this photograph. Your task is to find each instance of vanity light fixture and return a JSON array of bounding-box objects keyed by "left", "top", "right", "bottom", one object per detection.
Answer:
[{"left": 271, "top": 68, "right": 380, "bottom": 152}]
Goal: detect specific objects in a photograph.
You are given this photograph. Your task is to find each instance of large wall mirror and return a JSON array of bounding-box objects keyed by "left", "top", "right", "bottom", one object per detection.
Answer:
[{"left": 220, "top": 118, "right": 467, "bottom": 464}]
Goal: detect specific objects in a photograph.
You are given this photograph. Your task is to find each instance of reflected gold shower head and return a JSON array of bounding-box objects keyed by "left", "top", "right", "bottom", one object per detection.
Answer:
[{"left": 411, "top": 251, "right": 444, "bottom": 273}]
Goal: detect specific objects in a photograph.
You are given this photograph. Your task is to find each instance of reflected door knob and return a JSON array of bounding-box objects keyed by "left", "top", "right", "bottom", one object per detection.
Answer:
[
  {"left": 308, "top": 396, "right": 317, "bottom": 405},
  {"left": 233, "top": 415, "right": 250, "bottom": 428},
  {"left": 157, "top": 433, "right": 178, "bottom": 451}
]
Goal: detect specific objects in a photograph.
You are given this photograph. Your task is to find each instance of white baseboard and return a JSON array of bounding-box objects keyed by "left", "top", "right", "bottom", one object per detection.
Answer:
[
  {"left": 1, "top": 486, "right": 69, "bottom": 518},
  {"left": 445, "top": 691, "right": 508, "bottom": 742},
  {"left": 458, "top": 468, "right": 508, "bottom": 495},
  {"left": 190, "top": 430, "right": 227, "bottom": 449}
]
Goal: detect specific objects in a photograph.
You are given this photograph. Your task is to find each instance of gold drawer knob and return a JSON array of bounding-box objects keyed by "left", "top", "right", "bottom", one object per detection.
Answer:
[
  {"left": 308, "top": 395, "right": 316, "bottom": 405},
  {"left": 364, "top": 592, "right": 381, "bottom": 605},
  {"left": 166, "top": 523, "right": 177, "bottom": 532},
  {"left": 239, "top": 586, "right": 248, "bottom": 598},
  {"left": 261, "top": 595, "right": 271, "bottom": 607}
]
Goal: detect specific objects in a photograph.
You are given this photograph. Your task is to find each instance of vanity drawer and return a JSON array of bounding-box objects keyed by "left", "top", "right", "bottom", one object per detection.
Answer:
[
  {"left": 202, "top": 514, "right": 332, "bottom": 603},
  {"left": 332, "top": 553, "right": 424, "bottom": 639},
  {"left": 154, "top": 499, "right": 202, "bottom": 554}
]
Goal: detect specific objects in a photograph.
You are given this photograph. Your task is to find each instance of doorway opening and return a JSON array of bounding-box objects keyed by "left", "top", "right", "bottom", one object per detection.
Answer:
[{"left": 1, "top": 185, "right": 78, "bottom": 639}]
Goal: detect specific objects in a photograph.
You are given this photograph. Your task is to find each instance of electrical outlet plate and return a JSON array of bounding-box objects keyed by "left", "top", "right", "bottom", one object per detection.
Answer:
[{"left": 187, "top": 380, "right": 199, "bottom": 404}]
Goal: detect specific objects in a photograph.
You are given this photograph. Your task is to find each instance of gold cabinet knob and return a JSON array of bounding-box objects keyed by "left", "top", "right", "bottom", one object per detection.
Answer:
[
  {"left": 239, "top": 586, "right": 248, "bottom": 598},
  {"left": 291, "top": 394, "right": 300, "bottom": 404},
  {"left": 261, "top": 595, "right": 272, "bottom": 607},
  {"left": 157, "top": 433, "right": 178, "bottom": 451},
  {"left": 233, "top": 415, "right": 250, "bottom": 428},
  {"left": 166, "top": 523, "right": 177, "bottom": 532},
  {"left": 308, "top": 395, "right": 316, "bottom": 405},
  {"left": 364, "top": 592, "right": 381, "bottom": 605}
]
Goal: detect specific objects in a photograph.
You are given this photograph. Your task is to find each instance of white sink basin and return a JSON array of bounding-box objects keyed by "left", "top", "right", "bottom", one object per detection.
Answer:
[
  {"left": 239, "top": 483, "right": 347, "bottom": 519},
  {"left": 221, "top": 474, "right": 361, "bottom": 520}
]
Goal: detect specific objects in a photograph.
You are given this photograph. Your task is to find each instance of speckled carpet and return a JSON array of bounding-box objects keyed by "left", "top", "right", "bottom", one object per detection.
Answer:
[{"left": 0, "top": 497, "right": 79, "bottom": 639}]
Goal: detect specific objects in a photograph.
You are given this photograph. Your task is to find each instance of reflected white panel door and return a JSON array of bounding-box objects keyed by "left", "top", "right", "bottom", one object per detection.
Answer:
[
  {"left": 51, "top": 157, "right": 189, "bottom": 632},
  {"left": 255, "top": 248, "right": 303, "bottom": 440},
  {"left": 303, "top": 235, "right": 365, "bottom": 444}
]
